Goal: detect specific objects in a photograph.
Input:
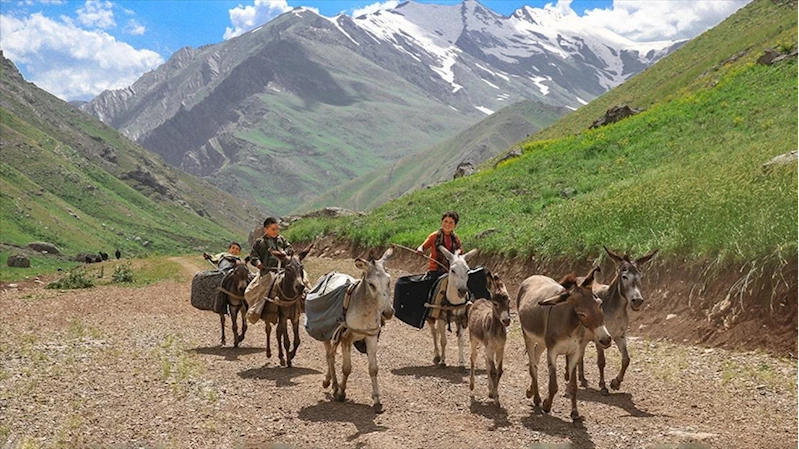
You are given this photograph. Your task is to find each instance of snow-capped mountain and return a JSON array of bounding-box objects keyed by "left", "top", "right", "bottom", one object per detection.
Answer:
[{"left": 82, "top": 0, "right": 682, "bottom": 214}]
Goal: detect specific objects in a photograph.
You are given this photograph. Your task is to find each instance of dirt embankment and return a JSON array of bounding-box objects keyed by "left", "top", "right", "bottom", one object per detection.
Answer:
[{"left": 306, "top": 235, "right": 798, "bottom": 356}]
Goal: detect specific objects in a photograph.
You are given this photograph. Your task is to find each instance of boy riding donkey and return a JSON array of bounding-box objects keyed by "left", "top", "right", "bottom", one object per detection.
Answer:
[{"left": 244, "top": 217, "right": 292, "bottom": 326}]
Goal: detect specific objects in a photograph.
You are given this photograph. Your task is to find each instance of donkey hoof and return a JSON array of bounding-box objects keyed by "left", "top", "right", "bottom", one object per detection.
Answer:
[
  {"left": 322, "top": 379, "right": 331, "bottom": 389},
  {"left": 279, "top": 358, "right": 286, "bottom": 367},
  {"left": 286, "top": 360, "right": 293, "bottom": 368},
  {"left": 333, "top": 390, "right": 346, "bottom": 402},
  {"left": 469, "top": 381, "right": 474, "bottom": 391},
  {"left": 433, "top": 355, "right": 441, "bottom": 364},
  {"left": 600, "top": 387, "right": 609, "bottom": 396},
  {"left": 533, "top": 396, "right": 541, "bottom": 407},
  {"left": 488, "top": 391, "right": 495, "bottom": 399},
  {"left": 238, "top": 334, "right": 246, "bottom": 343},
  {"left": 373, "top": 403, "right": 384, "bottom": 414},
  {"left": 579, "top": 379, "right": 589, "bottom": 388},
  {"left": 234, "top": 342, "right": 240, "bottom": 348},
  {"left": 610, "top": 379, "right": 621, "bottom": 390},
  {"left": 571, "top": 410, "right": 582, "bottom": 421},
  {"left": 525, "top": 388, "right": 533, "bottom": 399}
]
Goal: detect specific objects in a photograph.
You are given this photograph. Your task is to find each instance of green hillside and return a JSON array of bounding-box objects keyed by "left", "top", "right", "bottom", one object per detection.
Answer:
[
  {"left": 298, "top": 100, "right": 569, "bottom": 212},
  {"left": 284, "top": 0, "right": 798, "bottom": 264},
  {"left": 0, "top": 53, "right": 262, "bottom": 260}
]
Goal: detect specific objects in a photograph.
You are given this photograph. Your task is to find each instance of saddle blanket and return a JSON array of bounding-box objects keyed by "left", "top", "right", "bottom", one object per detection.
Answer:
[
  {"left": 190, "top": 270, "right": 226, "bottom": 312},
  {"left": 304, "top": 272, "right": 354, "bottom": 342}
]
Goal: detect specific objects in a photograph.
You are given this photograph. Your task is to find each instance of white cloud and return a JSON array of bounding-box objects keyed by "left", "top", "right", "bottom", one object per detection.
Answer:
[
  {"left": 124, "top": 18, "right": 145, "bottom": 35},
  {"left": 580, "top": 0, "right": 751, "bottom": 42},
  {"left": 76, "top": 0, "right": 115, "bottom": 29},
  {"left": 0, "top": 12, "right": 163, "bottom": 100},
  {"left": 223, "top": 0, "right": 293, "bottom": 39},
  {"left": 351, "top": 0, "right": 399, "bottom": 18}
]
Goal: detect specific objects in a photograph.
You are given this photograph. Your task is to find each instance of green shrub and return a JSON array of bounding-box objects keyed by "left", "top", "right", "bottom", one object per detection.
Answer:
[
  {"left": 112, "top": 262, "right": 134, "bottom": 284},
  {"left": 46, "top": 268, "right": 94, "bottom": 289}
]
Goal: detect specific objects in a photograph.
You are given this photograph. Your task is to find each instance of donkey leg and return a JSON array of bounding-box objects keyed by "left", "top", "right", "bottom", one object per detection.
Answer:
[
  {"left": 610, "top": 336, "right": 630, "bottom": 391},
  {"left": 525, "top": 336, "right": 544, "bottom": 407},
  {"left": 597, "top": 343, "right": 608, "bottom": 394},
  {"left": 578, "top": 343, "right": 589, "bottom": 388},
  {"left": 323, "top": 340, "right": 338, "bottom": 392},
  {"left": 335, "top": 338, "right": 352, "bottom": 402},
  {"left": 219, "top": 314, "right": 226, "bottom": 346},
  {"left": 567, "top": 352, "right": 581, "bottom": 421},
  {"left": 277, "top": 319, "right": 287, "bottom": 366},
  {"left": 239, "top": 302, "right": 248, "bottom": 343},
  {"left": 495, "top": 339, "right": 505, "bottom": 402},
  {"left": 456, "top": 322, "right": 466, "bottom": 368},
  {"left": 289, "top": 315, "right": 300, "bottom": 366},
  {"left": 264, "top": 322, "right": 272, "bottom": 360},
  {"left": 484, "top": 344, "right": 497, "bottom": 399},
  {"left": 230, "top": 305, "right": 240, "bottom": 348},
  {"left": 366, "top": 336, "right": 383, "bottom": 413},
  {"left": 542, "top": 349, "right": 559, "bottom": 414},
  {"left": 429, "top": 320, "right": 441, "bottom": 364},
  {"left": 469, "top": 337, "right": 478, "bottom": 392},
  {"left": 437, "top": 319, "right": 448, "bottom": 366}
]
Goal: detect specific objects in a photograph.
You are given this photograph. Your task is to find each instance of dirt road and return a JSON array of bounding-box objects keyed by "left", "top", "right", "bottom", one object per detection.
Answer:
[{"left": 1, "top": 256, "right": 795, "bottom": 448}]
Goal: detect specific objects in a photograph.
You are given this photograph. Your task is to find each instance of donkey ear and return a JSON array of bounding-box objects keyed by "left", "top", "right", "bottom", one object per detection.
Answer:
[
  {"left": 462, "top": 248, "right": 478, "bottom": 262},
  {"left": 580, "top": 266, "right": 601, "bottom": 287},
  {"left": 269, "top": 249, "right": 288, "bottom": 261},
  {"left": 378, "top": 245, "right": 395, "bottom": 265},
  {"left": 635, "top": 248, "right": 659, "bottom": 266},
  {"left": 438, "top": 246, "right": 454, "bottom": 262},
  {"left": 539, "top": 291, "right": 570, "bottom": 306},
  {"left": 354, "top": 258, "right": 370, "bottom": 271},
  {"left": 298, "top": 244, "right": 313, "bottom": 261},
  {"left": 604, "top": 246, "right": 624, "bottom": 264}
]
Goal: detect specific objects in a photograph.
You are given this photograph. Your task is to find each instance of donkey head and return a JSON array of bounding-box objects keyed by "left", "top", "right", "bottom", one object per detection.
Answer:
[
  {"left": 540, "top": 266, "right": 612, "bottom": 348},
  {"left": 604, "top": 246, "right": 658, "bottom": 311},
  {"left": 354, "top": 246, "right": 395, "bottom": 320},
  {"left": 439, "top": 246, "right": 478, "bottom": 300},
  {"left": 486, "top": 272, "right": 511, "bottom": 327},
  {"left": 228, "top": 264, "right": 251, "bottom": 293},
  {"left": 270, "top": 243, "right": 313, "bottom": 298}
]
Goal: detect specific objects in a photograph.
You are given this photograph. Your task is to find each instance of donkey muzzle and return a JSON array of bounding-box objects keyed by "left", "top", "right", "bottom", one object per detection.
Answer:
[{"left": 382, "top": 307, "right": 395, "bottom": 321}]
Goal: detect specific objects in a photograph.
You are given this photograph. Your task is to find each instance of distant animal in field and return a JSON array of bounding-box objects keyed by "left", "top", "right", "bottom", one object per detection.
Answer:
[
  {"left": 85, "top": 256, "right": 93, "bottom": 264},
  {"left": 100, "top": 252, "right": 109, "bottom": 261},
  {"left": 115, "top": 249, "right": 121, "bottom": 259}
]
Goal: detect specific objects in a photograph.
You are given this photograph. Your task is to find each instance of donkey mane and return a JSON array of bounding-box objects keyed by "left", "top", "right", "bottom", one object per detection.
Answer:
[{"left": 558, "top": 273, "right": 578, "bottom": 289}]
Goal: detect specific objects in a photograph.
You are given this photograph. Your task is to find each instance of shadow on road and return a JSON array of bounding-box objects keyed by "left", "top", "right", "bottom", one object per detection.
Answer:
[
  {"left": 521, "top": 412, "right": 596, "bottom": 449},
  {"left": 237, "top": 365, "right": 321, "bottom": 387},
  {"left": 190, "top": 346, "right": 265, "bottom": 361},
  {"left": 469, "top": 396, "right": 511, "bottom": 430},
  {"left": 578, "top": 388, "right": 663, "bottom": 418},
  {"left": 298, "top": 399, "right": 388, "bottom": 441},
  {"left": 390, "top": 364, "right": 484, "bottom": 384}
]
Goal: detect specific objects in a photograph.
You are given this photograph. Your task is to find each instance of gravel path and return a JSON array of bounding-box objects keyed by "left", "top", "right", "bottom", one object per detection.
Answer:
[{"left": 0, "top": 256, "right": 795, "bottom": 449}]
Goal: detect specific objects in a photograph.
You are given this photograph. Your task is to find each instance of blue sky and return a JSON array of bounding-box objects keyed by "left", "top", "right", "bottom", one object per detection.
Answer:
[{"left": 0, "top": 0, "right": 749, "bottom": 100}]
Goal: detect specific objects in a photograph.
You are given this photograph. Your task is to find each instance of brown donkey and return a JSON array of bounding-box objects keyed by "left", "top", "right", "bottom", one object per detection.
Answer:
[
  {"left": 468, "top": 272, "right": 511, "bottom": 402},
  {"left": 217, "top": 264, "right": 252, "bottom": 347},
  {"left": 517, "top": 266, "right": 612, "bottom": 421},
  {"left": 267, "top": 245, "right": 313, "bottom": 367}
]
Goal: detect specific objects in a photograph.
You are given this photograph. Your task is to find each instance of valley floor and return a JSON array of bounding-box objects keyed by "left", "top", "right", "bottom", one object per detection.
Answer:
[{"left": 0, "top": 256, "right": 796, "bottom": 449}]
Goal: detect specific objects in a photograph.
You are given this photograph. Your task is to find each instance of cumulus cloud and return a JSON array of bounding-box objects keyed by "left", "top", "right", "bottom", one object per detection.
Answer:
[
  {"left": 351, "top": 0, "right": 399, "bottom": 18},
  {"left": 223, "top": 0, "right": 293, "bottom": 39},
  {"left": 76, "top": 0, "right": 115, "bottom": 29},
  {"left": 0, "top": 12, "right": 163, "bottom": 100},
  {"left": 124, "top": 18, "right": 145, "bottom": 35},
  {"left": 580, "top": 0, "right": 751, "bottom": 42}
]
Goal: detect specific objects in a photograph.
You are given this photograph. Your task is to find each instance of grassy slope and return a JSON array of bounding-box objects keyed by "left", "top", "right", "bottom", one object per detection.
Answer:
[
  {"left": 297, "top": 100, "right": 569, "bottom": 212},
  {"left": 284, "top": 0, "right": 797, "bottom": 264},
  {"left": 0, "top": 56, "right": 261, "bottom": 264}
]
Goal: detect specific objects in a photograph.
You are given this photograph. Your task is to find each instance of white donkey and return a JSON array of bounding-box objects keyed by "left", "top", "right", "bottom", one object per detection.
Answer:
[
  {"left": 322, "top": 246, "right": 395, "bottom": 412},
  {"left": 426, "top": 246, "right": 478, "bottom": 368}
]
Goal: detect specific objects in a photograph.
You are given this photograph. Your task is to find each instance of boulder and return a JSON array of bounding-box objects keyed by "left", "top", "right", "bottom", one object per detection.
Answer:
[
  {"left": 762, "top": 150, "right": 797, "bottom": 172},
  {"left": 590, "top": 105, "right": 643, "bottom": 129},
  {"left": 7, "top": 254, "right": 30, "bottom": 268},
  {"left": 27, "top": 241, "right": 59, "bottom": 255},
  {"left": 494, "top": 148, "right": 523, "bottom": 168},
  {"left": 453, "top": 162, "right": 475, "bottom": 179}
]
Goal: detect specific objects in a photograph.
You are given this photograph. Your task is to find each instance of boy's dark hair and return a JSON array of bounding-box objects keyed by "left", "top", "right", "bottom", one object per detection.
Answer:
[
  {"left": 263, "top": 217, "right": 279, "bottom": 227},
  {"left": 229, "top": 242, "right": 242, "bottom": 250},
  {"left": 441, "top": 210, "right": 459, "bottom": 225}
]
